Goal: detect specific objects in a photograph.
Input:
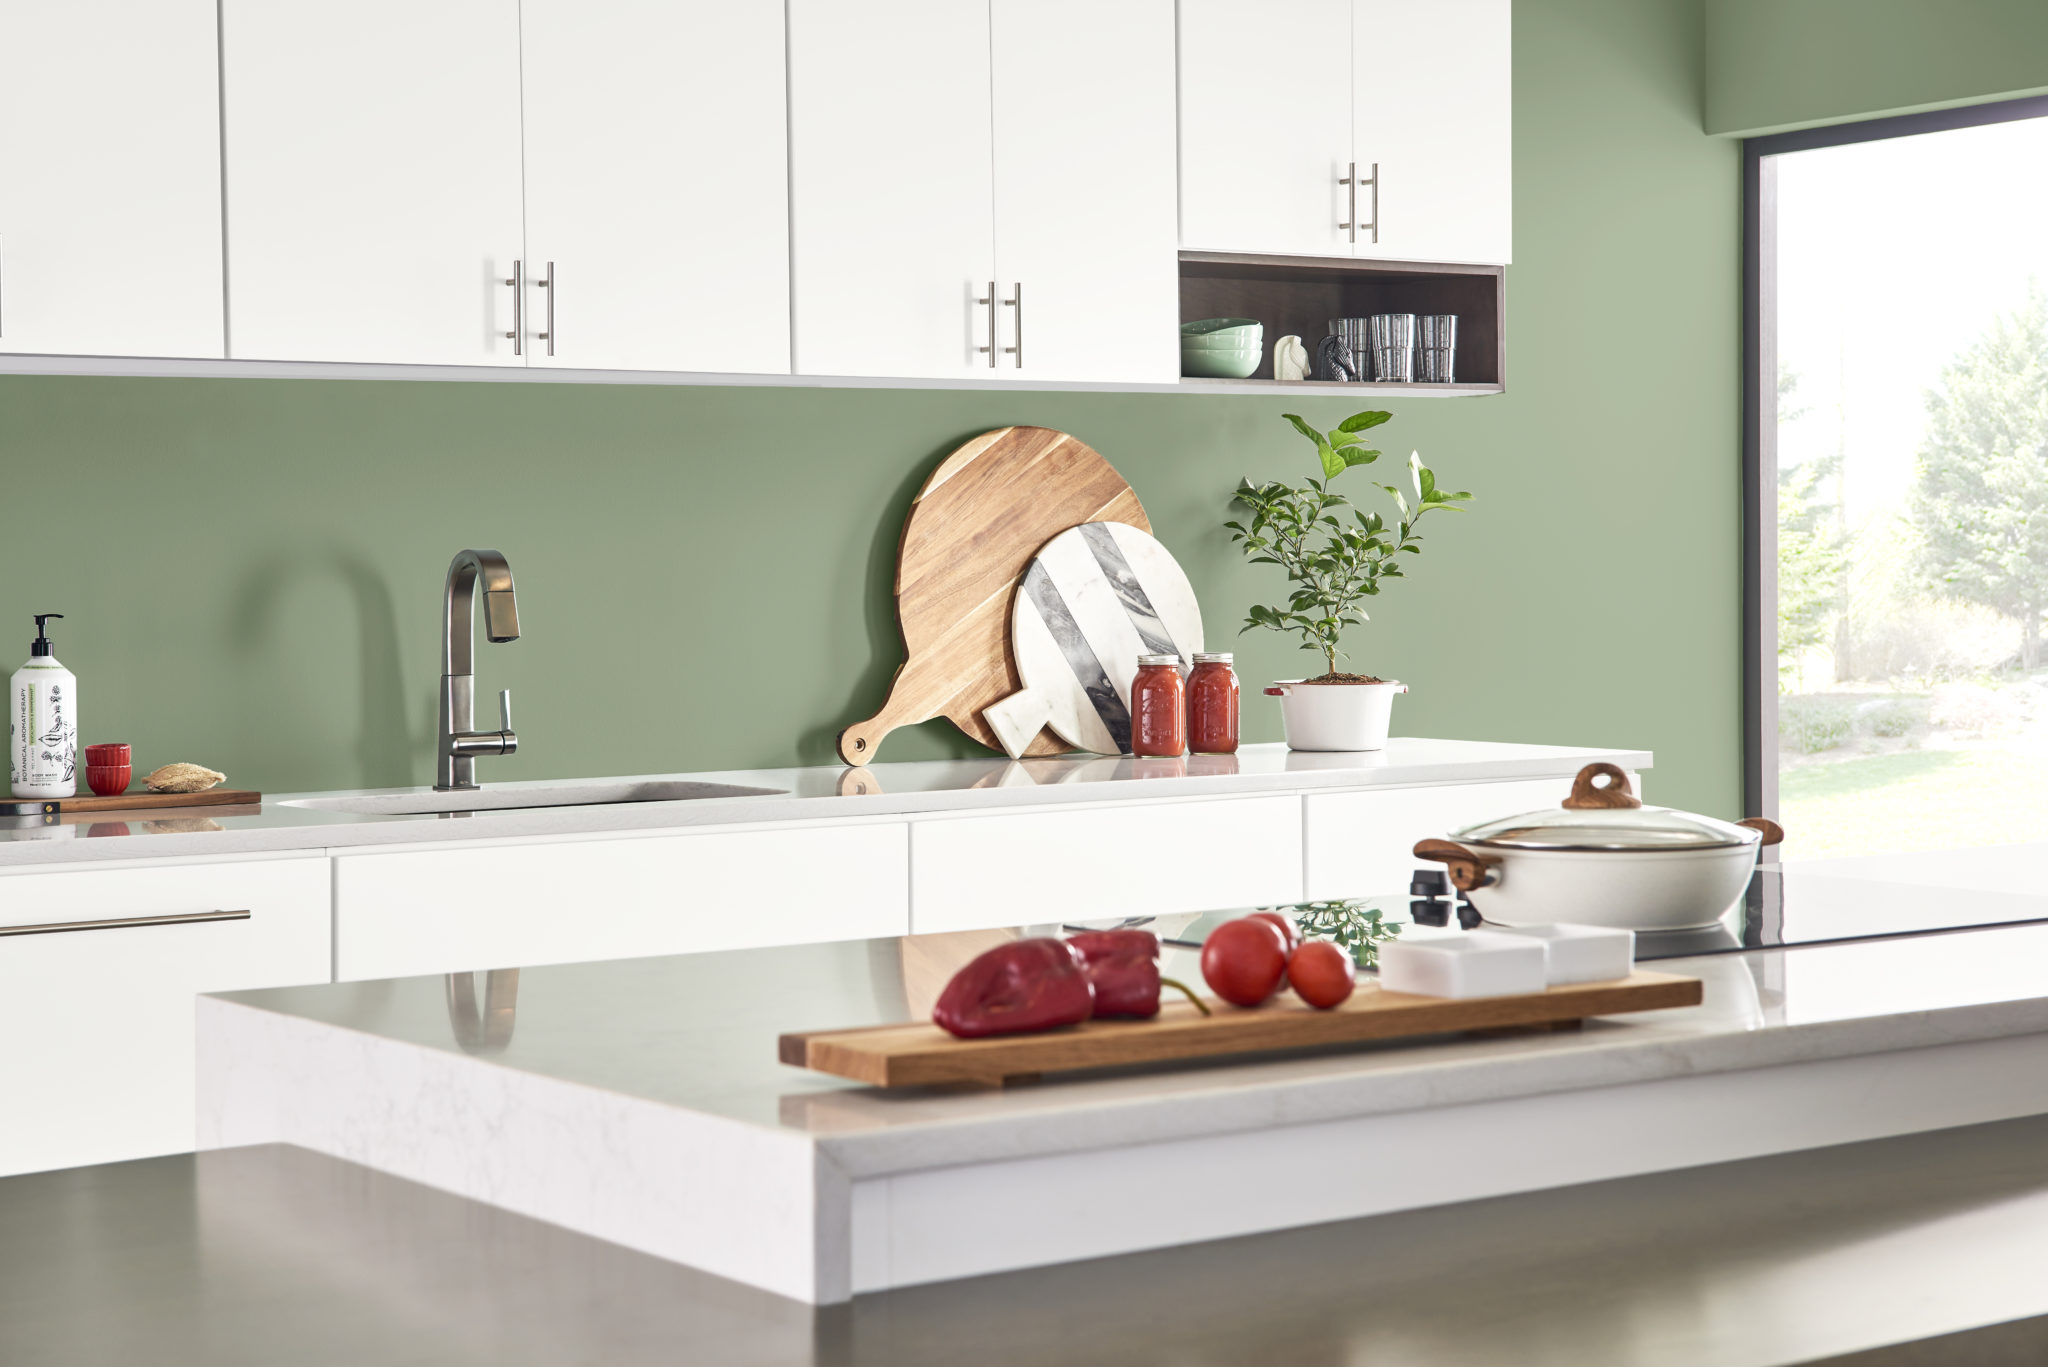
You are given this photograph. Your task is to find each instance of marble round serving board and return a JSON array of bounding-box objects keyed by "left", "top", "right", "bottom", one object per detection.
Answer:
[{"left": 982, "top": 522, "right": 1203, "bottom": 756}]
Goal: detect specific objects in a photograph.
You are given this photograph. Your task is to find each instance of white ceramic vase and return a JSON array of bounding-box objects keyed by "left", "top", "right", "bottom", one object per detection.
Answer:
[{"left": 1263, "top": 680, "right": 1407, "bottom": 752}]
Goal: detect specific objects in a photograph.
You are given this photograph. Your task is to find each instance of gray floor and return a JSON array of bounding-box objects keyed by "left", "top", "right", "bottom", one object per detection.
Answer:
[{"left": 8, "top": 1117, "right": 2048, "bottom": 1366}]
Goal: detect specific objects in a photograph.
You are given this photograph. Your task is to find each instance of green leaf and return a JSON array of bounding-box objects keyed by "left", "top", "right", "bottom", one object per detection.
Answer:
[
  {"left": 1339, "top": 446, "right": 1381, "bottom": 470},
  {"left": 1282, "top": 413, "right": 1324, "bottom": 447},
  {"left": 1337, "top": 410, "right": 1394, "bottom": 434},
  {"left": 1315, "top": 438, "right": 1345, "bottom": 481}
]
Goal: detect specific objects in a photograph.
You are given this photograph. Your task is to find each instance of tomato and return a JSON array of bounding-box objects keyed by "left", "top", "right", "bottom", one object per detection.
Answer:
[
  {"left": 1200, "top": 918, "right": 1290, "bottom": 1007},
  {"left": 1287, "top": 940, "right": 1355, "bottom": 1010},
  {"left": 1247, "top": 910, "right": 1300, "bottom": 953}
]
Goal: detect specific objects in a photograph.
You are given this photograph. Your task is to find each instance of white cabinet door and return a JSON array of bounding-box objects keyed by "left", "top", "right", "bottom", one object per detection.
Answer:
[
  {"left": 989, "top": 0, "right": 1179, "bottom": 383},
  {"left": 1303, "top": 779, "right": 1558, "bottom": 900},
  {"left": 1177, "top": 0, "right": 1354, "bottom": 258},
  {"left": 0, "top": 0, "right": 224, "bottom": 358},
  {"left": 521, "top": 0, "right": 790, "bottom": 375},
  {"left": 912, "top": 796, "right": 1303, "bottom": 933},
  {"left": 1352, "top": 0, "right": 1512, "bottom": 264},
  {"left": 788, "top": 0, "right": 995, "bottom": 378},
  {"left": 220, "top": 0, "right": 525, "bottom": 364},
  {"left": 0, "top": 856, "right": 330, "bottom": 1177},
  {"left": 333, "top": 823, "right": 909, "bottom": 982}
]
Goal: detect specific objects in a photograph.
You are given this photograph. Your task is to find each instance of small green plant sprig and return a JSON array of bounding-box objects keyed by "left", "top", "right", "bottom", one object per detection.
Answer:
[
  {"left": 1225, "top": 410, "right": 1472, "bottom": 679},
  {"left": 1289, "top": 899, "right": 1404, "bottom": 969}
]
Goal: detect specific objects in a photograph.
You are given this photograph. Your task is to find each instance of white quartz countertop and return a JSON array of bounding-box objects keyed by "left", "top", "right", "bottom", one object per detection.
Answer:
[
  {"left": 204, "top": 913, "right": 2048, "bottom": 1180},
  {"left": 0, "top": 737, "right": 1651, "bottom": 869}
]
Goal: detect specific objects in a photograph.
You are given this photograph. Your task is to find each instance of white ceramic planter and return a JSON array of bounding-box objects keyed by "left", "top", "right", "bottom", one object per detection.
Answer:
[{"left": 1263, "top": 680, "right": 1407, "bottom": 752}]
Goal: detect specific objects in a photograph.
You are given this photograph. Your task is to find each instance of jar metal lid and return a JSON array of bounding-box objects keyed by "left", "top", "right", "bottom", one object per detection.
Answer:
[
  {"left": 1191, "top": 652, "right": 1233, "bottom": 664},
  {"left": 1136, "top": 653, "right": 1182, "bottom": 666}
]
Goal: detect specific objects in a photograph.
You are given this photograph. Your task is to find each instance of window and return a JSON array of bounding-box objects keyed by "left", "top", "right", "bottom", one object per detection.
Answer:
[{"left": 1747, "top": 98, "right": 2048, "bottom": 864}]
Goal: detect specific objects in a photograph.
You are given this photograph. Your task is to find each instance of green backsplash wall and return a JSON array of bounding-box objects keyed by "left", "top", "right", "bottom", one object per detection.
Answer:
[{"left": 0, "top": 0, "right": 1741, "bottom": 815}]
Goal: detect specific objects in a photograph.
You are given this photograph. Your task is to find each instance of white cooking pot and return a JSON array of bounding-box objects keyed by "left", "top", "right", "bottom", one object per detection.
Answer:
[{"left": 1414, "top": 763, "right": 1785, "bottom": 932}]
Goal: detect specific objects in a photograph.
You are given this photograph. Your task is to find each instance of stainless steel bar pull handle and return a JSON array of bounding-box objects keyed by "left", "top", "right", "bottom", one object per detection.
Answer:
[
  {"left": 1339, "top": 162, "right": 1379, "bottom": 245},
  {"left": 503, "top": 259, "right": 523, "bottom": 356},
  {"left": 975, "top": 281, "right": 998, "bottom": 368},
  {"left": 0, "top": 909, "right": 251, "bottom": 938},
  {"left": 1002, "top": 283, "right": 1022, "bottom": 369},
  {"left": 537, "top": 262, "right": 554, "bottom": 356}
]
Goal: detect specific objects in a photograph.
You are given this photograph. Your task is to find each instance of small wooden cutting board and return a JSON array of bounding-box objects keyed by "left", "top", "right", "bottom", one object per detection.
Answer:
[
  {"left": 0, "top": 788, "right": 261, "bottom": 817},
  {"left": 780, "top": 970, "right": 1702, "bottom": 1087}
]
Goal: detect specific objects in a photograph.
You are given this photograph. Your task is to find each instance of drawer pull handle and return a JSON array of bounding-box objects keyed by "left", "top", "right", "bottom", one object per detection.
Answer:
[{"left": 0, "top": 909, "right": 251, "bottom": 938}]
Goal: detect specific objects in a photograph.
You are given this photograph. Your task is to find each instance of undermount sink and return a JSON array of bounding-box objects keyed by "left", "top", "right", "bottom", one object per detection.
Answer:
[{"left": 281, "top": 780, "right": 786, "bottom": 817}]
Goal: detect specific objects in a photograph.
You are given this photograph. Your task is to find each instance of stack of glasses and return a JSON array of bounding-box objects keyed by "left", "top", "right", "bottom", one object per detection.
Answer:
[{"left": 1328, "top": 313, "right": 1459, "bottom": 383}]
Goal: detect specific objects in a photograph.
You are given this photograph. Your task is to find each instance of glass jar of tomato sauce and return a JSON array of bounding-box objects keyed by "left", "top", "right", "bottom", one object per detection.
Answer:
[
  {"left": 1130, "top": 654, "right": 1186, "bottom": 757},
  {"left": 1187, "top": 653, "right": 1240, "bottom": 755}
]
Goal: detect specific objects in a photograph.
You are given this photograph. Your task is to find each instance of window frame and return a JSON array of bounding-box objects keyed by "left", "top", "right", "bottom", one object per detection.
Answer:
[{"left": 1742, "top": 94, "right": 2048, "bottom": 821}]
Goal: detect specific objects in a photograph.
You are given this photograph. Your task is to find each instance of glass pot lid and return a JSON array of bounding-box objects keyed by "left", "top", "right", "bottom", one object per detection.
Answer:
[{"left": 1450, "top": 763, "right": 1765, "bottom": 853}]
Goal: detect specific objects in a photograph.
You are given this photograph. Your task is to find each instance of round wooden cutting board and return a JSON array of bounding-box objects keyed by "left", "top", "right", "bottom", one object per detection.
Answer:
[
  {"left": 986, "top": 522, "right": 1204, "bottom": 756},
  {"left": 836, "top": 428, "right": 1149, "bottom": 765}
]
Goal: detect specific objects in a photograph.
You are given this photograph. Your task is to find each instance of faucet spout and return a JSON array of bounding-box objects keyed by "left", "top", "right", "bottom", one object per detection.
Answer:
[{"left": 438, "top": 549, "right": 520, "bottom": 791}]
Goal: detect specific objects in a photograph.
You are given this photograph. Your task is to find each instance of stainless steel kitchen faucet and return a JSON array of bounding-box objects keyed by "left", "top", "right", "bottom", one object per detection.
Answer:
[{"left": 436, "top": 548, "right": 520, "bottom": 791}]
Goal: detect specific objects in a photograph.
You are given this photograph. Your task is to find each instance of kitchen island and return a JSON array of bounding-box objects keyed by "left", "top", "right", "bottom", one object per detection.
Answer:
[{"left": 198, "top": 913, "right": 2048, "bottom": 1304}]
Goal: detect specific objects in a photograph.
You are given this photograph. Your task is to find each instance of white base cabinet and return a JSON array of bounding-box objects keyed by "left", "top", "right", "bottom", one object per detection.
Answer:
[
  {"left": 332, "top": 822, "right": 910, "bottom": 982},
  {"left": 911, "top": 795, "right": 1303, "bottom": 933},
  {"left": 1303, "top": 778, "right": 1561, "bottom": 901},
  {"left": 0, "top": 856, "right": 329, "bottom": 1177}
]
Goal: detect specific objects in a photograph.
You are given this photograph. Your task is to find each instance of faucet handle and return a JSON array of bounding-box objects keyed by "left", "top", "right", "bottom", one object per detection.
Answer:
[{"left": 497, "top": 689, "right": 514, "bottom": 734}]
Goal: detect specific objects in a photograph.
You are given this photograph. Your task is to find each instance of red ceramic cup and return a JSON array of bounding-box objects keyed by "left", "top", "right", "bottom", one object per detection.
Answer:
[{"left": 84, "top": 743, "right": 132, "bottom": 798}]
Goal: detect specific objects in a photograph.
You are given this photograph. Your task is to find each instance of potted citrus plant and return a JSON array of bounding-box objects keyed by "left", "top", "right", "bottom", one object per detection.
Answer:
[{"left": 1225, "top": 410, "right": 1472, "bottom": 751}]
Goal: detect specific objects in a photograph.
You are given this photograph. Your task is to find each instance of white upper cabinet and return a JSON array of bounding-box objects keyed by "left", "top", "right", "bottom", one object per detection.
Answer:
[
  {"left": 1353, "top": 0, "right": 1512, "bottom": 265},
  {"left": 220, "top": 0, "right": 526, "bottom": 365},
  {"left": 0, "top": 0, "right": 224, "bottom": 358},
  {"left": 788, "top": 0, "right": 996, "bottom": 380},
  {"left": 991, "top": 0, "right": 1179, "bottom": 383},
  {"left": 1178, "top": 0, "right": 1512, "bottom": 265},
  {"left": 1177, "top": 0, "right": 1354, "bottom": 259},
  {"left": 791, "top": 0, "right": 1179, "bottom": 384},
  {"left": 520, "top": 0, "right": 791, "bottom": 375}
]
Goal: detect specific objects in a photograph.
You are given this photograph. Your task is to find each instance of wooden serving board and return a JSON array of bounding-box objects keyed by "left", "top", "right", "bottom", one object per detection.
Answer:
[
  {"left": 0, "top": 789, "right": 261, "bottom": 817},
  {"left": 781, "top": 970, "right": 1701, "bottom": 1087},
  {"left": 836, "top": 427, "right": 1149, "bottom": 765}
]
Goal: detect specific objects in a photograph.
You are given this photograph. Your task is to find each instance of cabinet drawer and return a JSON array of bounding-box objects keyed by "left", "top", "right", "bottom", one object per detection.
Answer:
[
  {"left": 333, "top": 823, "right": 910, "bottom": 982},
  {"left": 0, "top": 856, "right": 331, "bottom": 1176},
  {"left": 1303, "top": 779, "right": 1566, "bottom": 900},
  {"left": 910, "top": 796, "right": 1302, "bottom": 934}
]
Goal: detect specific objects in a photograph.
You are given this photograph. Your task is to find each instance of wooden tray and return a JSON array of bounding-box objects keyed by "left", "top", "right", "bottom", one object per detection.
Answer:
[
  {"left": 780, "top": 971, "right": 1702, "bottom": 1087},
  {"left": 0, "top": 788, "right": 261, "bottom": 817}
]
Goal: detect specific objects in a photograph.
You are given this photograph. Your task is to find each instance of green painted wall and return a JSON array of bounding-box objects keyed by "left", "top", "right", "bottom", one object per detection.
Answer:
[
  {"left": 1706, "top": 0, "right": 2048, "bottom": 136},
  {"left": 0, "top": 0, "right": 1742, "bottom": 816}
]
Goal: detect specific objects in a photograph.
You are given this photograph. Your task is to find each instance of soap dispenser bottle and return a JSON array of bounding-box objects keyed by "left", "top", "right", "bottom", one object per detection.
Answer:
[{"left": 11, "top": 613, "right": 77, "bottom": 799}]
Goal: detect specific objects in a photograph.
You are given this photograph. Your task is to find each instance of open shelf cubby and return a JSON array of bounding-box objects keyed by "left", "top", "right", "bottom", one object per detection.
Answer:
[{"left": 1178, "top": 251, "right": 1504, "bottom": 395}]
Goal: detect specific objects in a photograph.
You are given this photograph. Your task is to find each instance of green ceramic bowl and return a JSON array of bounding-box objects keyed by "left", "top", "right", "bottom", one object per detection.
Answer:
[
  {"left": 1180, "top": 343, "right": 1263, "bottom": 379},
  {"left": 1181, "top": 317, "right": 1262, "bottom": 340},
  {"left": 1181, "top": 333, "right": 1268, "bottom": 350}
]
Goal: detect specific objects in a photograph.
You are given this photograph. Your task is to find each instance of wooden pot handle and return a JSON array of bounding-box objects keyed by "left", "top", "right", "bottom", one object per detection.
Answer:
[
  {"left": 1561, "top": 762, "right": 1641, "bottom": 811},
  {"left": 1737, "top": 817, "right": 1785, "bottom": 847},
  {"left": 1413, "top": 838, "right": 1500, "bottom": 893}
]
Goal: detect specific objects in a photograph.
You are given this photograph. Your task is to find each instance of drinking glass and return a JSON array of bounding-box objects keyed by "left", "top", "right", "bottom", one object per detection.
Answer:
[{"left": 1369, "top": 313, "right": 1416, "bottom": 383}]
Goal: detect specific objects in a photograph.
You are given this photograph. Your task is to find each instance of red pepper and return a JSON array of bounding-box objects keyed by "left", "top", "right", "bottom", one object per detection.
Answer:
[
  {"left": 932, "top": 939, "right": 1094, "bottom": 1039},
  {"left": 1066, "top": 930, "right": 1211, "bottom": 1019}
]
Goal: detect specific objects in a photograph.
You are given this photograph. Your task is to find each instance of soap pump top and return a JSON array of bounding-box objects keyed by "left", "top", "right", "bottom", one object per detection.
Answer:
[{"left": 29, "top": 613, "right": 63, "bottom": 658}]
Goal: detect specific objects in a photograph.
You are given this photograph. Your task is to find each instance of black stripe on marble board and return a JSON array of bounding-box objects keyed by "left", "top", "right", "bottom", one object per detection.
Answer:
[
  {"left": 1020, "top": 560, "right": 1132, "bottom": 753},
  {"left": 1078, "top": 522, "right": 1183, "bottom": 660}
]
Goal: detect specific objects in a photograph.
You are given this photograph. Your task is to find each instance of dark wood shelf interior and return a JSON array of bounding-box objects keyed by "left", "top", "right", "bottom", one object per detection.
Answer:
[{"left": 1178, "top": 252, "right": 1504, "bottom": 388}]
